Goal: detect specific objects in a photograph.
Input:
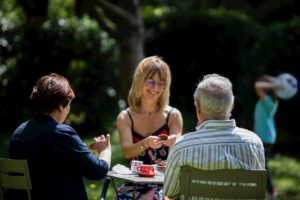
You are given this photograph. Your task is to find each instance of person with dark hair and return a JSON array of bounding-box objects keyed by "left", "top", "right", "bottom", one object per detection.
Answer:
[
  {"left": 9, "top": 73, "right": 111, "bottom": 200},
  {"left": 254, "top": 74, "right": 282, "bottom": 199},
  {"left": 115, "top": 56, "right": 183, "bottom": 199},
  {"left": 163, "top": 74, "right": 265, "bottom": 199}
]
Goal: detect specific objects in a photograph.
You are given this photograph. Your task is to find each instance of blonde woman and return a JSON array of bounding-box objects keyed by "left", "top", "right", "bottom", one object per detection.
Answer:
[{"left": 115, "top": 56, "right": 183, "bottom": 200}]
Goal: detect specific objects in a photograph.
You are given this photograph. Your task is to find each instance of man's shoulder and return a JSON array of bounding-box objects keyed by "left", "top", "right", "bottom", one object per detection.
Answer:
[
  {"left": 235, "top": 127, "right": 258, "bottom": 137},
  {"left": 235, "top": 127, "right": 263, "bottom": 142},
  {"left": 173, "top": 131, "right": 201, "bottom": 148},
  {"left": 235, "top": 127, "right": 255, "bottom": 134},
  {"left": 177, "top": 131, "right": 198, "bottom": 140}
]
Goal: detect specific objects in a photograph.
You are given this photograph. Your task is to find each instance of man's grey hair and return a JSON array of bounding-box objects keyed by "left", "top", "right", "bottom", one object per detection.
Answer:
[{"left": 193, "top": 74, "right": 234, "bottom": 119}]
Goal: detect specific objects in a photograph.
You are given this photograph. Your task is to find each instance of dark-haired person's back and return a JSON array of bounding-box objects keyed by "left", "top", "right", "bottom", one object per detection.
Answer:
[{"left": 9, "top": 73, "right": 111, "bottom": 200}]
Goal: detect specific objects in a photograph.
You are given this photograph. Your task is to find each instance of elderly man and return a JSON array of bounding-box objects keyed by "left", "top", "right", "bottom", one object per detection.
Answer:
[{"left": 163, "top": 74, "right": 265, "bottom": 199}]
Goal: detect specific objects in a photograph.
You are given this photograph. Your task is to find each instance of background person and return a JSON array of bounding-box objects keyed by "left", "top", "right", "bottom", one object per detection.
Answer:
[
  {"left": 115, "top": 55, "right": 183, "bottom": 199},
  {"left": 254, "top": 74, "right": 282, "bottom": 198},
  {"left": 163, "top": 73, "right": 265, "bottom": 199},
  {"left": 9, "top": 73, "right": 111, "bottom": 200}
]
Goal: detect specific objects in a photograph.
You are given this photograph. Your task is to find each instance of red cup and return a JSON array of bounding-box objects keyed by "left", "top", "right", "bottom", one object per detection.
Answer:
[{"left": 137, "top": 165, "right": 154, "bottom": 174}]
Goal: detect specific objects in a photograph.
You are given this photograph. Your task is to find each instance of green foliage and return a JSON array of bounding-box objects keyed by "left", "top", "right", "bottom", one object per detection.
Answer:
[
  {"left": 48, "top": 0, "right": 75, "bottom": 19},
  {"left": 39, "top": 16, "right": 119, "bottom": 131},
  {"left": 145, "top": 3, "right": 300, "bottom": 134},
  {"left": 205, "top": 7, "right": 250, "bottom": 21},
  {"left": 0, "top": 0, "right": 26, "bottom": 25},
  {"left": 270, "top": 155, "right": 300, "bottom": 199},
  {"left": 0, "top": 10, "right": 120, "bottom": 132},
  {"left": 0, "top": 0, "right": 25, "bottom": 87},
  {"left": 144, "top": 5, "right": 171, "bottom": 19}
]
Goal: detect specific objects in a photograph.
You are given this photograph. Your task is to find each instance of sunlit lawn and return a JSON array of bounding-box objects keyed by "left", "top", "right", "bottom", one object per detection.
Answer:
[{"left": 1, "top": 132, "right": 300, "bottom": 199}]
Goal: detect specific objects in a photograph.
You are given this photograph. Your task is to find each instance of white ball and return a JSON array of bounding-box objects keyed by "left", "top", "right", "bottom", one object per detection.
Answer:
[{"left": 275, "top": 73, "right": 298, "bottom": 100}]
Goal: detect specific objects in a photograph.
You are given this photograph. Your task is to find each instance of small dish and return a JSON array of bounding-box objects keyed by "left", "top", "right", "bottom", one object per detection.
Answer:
[
  {"left": 157, "top": 165, "right": 165, "bottom": 172},
  {"left": 137, "top": 171, "right": 156, "bottom": 177}
]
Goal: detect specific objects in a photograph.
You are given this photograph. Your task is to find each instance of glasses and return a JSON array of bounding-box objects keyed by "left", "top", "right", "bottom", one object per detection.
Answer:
[{"left": 144, "top": 79, "right": 165, "bottom": 89}]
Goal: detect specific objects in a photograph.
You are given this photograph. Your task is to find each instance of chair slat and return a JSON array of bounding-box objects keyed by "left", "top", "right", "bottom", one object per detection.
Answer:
[
  {"left": 180, "top": 166, "right": 267, "bottom": 199},
  {"left": 0, "top": 158, "right": 32, "bottom": 200}
]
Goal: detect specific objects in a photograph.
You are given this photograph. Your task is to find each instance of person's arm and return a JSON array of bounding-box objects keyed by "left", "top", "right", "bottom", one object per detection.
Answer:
[
  {"left": 53, "top": 125, "right": 110, "bottom": 180},
  {"left": 255, "top": 77, "right": 281, "bottom": 101},
  {"left": 116, "top": 111, "right": 148, "bottom": 159},
  {"left": 164, "top": 108, "right": 183, "bottom": 147},
  {"left": 98, "top": 146, "right": 111, "bottom": 167},
  {"left": 90, "top": 134, "right": 111, "bottom": 168}
]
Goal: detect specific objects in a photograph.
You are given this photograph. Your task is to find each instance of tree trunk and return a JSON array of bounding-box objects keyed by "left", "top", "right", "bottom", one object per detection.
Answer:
[
  {"left": 80, "top": 0, "right": 145, "bottom": 99},
  {"left": 118, "top": 33, "right": 144, "bottom": 99}
]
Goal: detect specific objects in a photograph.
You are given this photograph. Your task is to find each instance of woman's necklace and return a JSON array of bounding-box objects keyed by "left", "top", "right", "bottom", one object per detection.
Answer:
[
  {"left": 144, "top": 111, "right": 153, "bottom": 115},
  {"left": 140, "top": 109, "right": 157, "bottom": 115}
]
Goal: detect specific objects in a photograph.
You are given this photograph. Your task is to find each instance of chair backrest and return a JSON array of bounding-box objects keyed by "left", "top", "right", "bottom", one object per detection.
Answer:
[
  {"left": 0, "top": 158, "right": 32, "bottom": 200},
  {"left": 180, "top": 166, "right": 266, "bottom": 200}
]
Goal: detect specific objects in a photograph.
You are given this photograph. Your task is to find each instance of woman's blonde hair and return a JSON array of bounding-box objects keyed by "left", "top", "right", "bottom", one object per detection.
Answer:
[{"left": 128, "top": 56, "right": 171, "bottom": 111}]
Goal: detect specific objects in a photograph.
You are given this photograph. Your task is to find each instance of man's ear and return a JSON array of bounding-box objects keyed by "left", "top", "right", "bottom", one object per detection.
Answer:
[
  {"left": 59, "top": 105, "right": 64, "bottom": 111},
  {"left": 229, "top": 102, "right": 234, "bottom": 113},
  {"left": 194, "top": 100, "right": 201, "bottom": 114}
]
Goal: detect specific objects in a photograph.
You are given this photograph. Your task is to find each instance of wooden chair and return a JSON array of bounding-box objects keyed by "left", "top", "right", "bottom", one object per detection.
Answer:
[
  {"left": 180, "top": 166, "right": 266, "bottom": 199},
  {"left": 0, "top": 158, "right": 32, "bottom": 200}
]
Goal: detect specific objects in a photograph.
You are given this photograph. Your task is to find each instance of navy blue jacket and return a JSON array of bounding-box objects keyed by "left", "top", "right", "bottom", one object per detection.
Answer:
[{"left": 9, "top": 114, "right": 109, "bottom": 200}]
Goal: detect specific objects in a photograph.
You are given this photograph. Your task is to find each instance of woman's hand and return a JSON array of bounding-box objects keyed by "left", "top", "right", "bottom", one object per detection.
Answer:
[
  {"left": 144, "top": 136, "right": 164, "bottom": 149},
  {"left": 89, "top": 134, "right": 111, "bottom": 154},
  {"left": 163, "top": 134, "right": 177, "bottom": 147}
]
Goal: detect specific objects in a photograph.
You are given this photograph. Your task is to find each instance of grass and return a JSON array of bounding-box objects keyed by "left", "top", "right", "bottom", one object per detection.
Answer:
[{"left": 2, "top": 131, "right": 300, "bottom": 199}]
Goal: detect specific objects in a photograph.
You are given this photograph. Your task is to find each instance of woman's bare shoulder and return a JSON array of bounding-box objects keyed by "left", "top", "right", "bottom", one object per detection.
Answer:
[
  {"left": 116, "top": 109, "right": 130, "bottom": 123},
  {"left": 168, "top": 106, "right": 182, "bottom": 116}
]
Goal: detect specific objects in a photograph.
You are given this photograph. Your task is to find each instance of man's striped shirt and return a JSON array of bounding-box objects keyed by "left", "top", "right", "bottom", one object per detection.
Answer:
[{"left": 163, "top": 119, "right": 265, "bottom": 199}]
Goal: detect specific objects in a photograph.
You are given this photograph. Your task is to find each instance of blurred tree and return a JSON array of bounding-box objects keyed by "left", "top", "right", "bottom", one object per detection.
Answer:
[
  {"left": 0, "top": 0, "right": 119, "bottom": 133},
  {"left": 144, "top": 1, "right": 300, "bottom": 156},
  {"left": 15, "top": 0, "right": 300, "bottom": 100},
  {"left": 16, "top": 0, "right": 48, "bottom": 23},
  {"left": 11, "top": 0, "right": 145, "bottom": 100},
  {"left": 78, "top": 0, "right": 145, "bottom": 98},
  {"left": 1, "top": 0, "right": 300, "bottom": 146}
]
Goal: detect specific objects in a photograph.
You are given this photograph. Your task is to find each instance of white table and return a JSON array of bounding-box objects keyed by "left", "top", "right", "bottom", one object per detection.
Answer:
[{"left": 100, "top": 171, "right": 164, "bottom": 199}]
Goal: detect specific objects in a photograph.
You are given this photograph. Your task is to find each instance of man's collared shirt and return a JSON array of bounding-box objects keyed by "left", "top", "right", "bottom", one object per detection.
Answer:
[{"left": 163, "top": 119, "right": 265, "bottom": 199}]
